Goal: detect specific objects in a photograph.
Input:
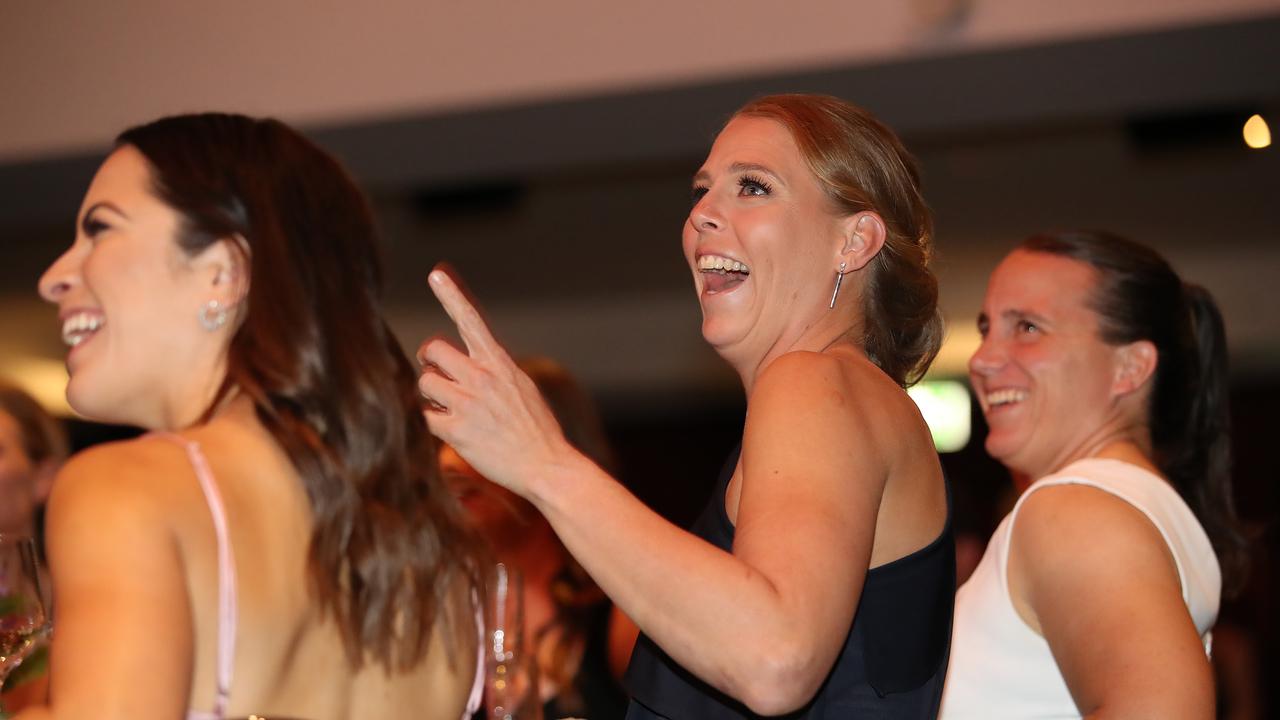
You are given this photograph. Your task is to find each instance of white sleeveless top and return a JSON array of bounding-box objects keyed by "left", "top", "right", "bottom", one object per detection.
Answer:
[{"left": 939, "top": 458, "right": 1221, "bottom": 719}]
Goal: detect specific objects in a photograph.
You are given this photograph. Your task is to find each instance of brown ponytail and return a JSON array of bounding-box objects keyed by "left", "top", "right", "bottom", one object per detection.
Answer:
[{"left": 1020, "top": 231, "right": 1249, "bottom": 595}]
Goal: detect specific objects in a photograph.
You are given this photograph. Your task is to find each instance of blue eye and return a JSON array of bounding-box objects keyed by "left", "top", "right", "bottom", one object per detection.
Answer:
[
  {"left": 690, "top": 186, "right": 709, "bottom": 205},
  {"left": 1016, "top": 320, "right": 1039, "bottom": 335},
  {"left": 738, "top": 174, "right": 772, "bottom": 197}
]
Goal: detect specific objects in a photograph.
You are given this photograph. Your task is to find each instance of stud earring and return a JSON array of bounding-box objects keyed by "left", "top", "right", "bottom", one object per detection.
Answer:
[
  {"left": 829, "top": 262, "right": 849, "bottom": 309},
  {"left": 199, "top": 300, "right": 229, "bottom": 331}
]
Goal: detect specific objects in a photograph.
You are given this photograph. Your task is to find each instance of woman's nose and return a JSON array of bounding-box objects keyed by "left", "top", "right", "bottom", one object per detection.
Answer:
[
  {"left": 689, "top": 194, "right": 724, "bottom": 233},
  {"left": 38, "top": 246, "right": 80, "bottom": 304}
]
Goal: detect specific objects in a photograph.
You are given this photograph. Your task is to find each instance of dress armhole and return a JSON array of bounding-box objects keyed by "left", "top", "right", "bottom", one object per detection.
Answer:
[{"left": 999, "top": 475, "right": 1192, "bottom": 631}]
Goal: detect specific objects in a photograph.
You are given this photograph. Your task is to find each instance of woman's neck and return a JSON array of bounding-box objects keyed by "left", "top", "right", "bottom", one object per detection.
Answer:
[
  {"left": 149, "top": 351, "right": 235, "bottom": 431},
  {"left": 1018, "top": 421, "right": 1158, "bottom": 491},
  {"left": 737, "top": 315, "right": 861, "bottom": 394},
  {"left": 1091, "top": 440, "right": 1162, "bottom": 475},
  {"left": 161, "top": 382, "right": 248, "bottom": 432}
]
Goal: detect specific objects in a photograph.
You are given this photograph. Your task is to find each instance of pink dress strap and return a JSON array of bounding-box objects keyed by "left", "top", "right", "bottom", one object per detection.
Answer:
[
  {"left": 152, "top": 433, "right": 478, "bottom": 719},
  {"left": 151, "top": 433, "right": 237, "bottom": 720}
]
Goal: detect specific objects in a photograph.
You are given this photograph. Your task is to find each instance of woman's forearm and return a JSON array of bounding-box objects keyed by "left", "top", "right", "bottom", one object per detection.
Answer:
[{"left": 528, "top": 451, "right": 845, "bottom": 713}]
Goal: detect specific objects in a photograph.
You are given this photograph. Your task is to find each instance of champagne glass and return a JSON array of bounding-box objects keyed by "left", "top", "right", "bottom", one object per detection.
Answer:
[
  {"left": 0, "top": 535, "right": 48, "bottom": 714},
  {"left": 484, "top": 563, "right": 542, "bottom": 720}
]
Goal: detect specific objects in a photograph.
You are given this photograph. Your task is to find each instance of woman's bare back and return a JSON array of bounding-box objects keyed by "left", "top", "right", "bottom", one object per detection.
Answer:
[{"left": 162, "top": 403, "right": 477, "bottom": 719}]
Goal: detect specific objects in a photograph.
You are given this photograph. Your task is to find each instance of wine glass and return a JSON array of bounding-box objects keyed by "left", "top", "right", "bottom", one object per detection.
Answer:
[
  {"left": 0, "top": 535, "right": 49, "bottom": 713},
  {"left": 484, "top": 563, "right": 542, "bottom": 720}
]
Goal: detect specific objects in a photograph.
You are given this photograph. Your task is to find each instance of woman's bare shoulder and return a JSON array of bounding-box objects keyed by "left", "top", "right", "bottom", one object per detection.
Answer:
[
  {"left": 1013, "top": 483, "right": 1182, "bottom": 592},
  {"left": 54, "top": 435, "right": 194, "bottom": 500},
  {"left": 43, "top": 436, "right": 207, "bottom": 550},
  {"left": 753, "top": 349, "right": 863, "bottom": 401},
  {"left": 756, "top": 348, "right": 844, "bottom": 380},
  {"left": 753, "top": 349, "right": 925, "bottom": 434}
]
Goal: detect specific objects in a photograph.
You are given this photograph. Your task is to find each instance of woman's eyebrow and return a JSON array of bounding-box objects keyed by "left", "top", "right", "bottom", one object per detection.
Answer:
[
  {"left": 692, "top": 162, "right": 784, "bottom": 186},
  {"left": 79, "top": 201, "right": 130, "bottom": 230}
]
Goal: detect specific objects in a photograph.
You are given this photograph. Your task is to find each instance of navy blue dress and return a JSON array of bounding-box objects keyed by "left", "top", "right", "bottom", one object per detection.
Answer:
[{"left": 624, "top": 445, "right": 954, "bottom": 719}]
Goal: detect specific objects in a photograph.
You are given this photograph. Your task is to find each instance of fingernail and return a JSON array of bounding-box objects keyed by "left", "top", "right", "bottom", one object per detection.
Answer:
[{"left": 429, "top": 270, "right": 444, "bottom": 285}]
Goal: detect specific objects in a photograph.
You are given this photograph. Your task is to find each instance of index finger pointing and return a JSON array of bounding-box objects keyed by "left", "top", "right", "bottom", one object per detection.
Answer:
[{"left": 428, "top": 266, "right": 502, "bottom": 360}]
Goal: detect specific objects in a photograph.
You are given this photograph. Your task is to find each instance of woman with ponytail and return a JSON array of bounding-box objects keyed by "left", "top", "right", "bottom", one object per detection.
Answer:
[
  {"left": 941, "top": 230, "right": 1248, "bottom": 719},
  {"left": 25, "top": 114, "right": 481, "bottom": 720}
]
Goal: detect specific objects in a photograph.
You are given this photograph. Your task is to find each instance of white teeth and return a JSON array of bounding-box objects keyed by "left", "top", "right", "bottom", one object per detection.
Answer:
[
  {"left": 985, "top": 389, "right": 1027, "bottom": 407},
  {"left": 697, "top": 255, "right": 750, "bottom": 274},
  {"left": 61, "top": 312, "right": 104, "bottom": 347}
]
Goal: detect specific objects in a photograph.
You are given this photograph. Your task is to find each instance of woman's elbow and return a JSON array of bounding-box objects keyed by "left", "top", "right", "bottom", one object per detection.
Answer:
[{"left": 734, "top": 643, "right": 828, "bottom": 715}]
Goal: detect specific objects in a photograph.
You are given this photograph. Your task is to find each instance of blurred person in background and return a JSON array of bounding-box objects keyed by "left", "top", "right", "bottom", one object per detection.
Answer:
[
  {"left": 941, "top": 231, "right": 1249, "bottom": 719},
  {"left": 443, "top": 356, "right": 634, "bottom": 720},
  {"left": 0, "top": 382, "right": 67, "bottom": 712},
  {"left": 419, "top": 93, "right": 954, "bottom": 718},
  {"left": 21, "top": 113, "right": 481, "bottom": 720},
  {"left": 0, "top": 382, "right": 66, "bottom": 551}
]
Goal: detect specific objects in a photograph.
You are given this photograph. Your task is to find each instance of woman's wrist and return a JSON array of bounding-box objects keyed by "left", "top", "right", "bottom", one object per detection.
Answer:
[{"left": 526, "top": 441, "right": 604, "bottom": 517}]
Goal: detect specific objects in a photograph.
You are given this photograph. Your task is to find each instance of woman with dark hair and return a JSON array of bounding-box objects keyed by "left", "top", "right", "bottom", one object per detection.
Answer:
[
  {"left": 24, "top": 114, "right": 481, "bottom": 720},
  {"left": 0, "top": 382, "right": 67, "bottom": 711},
  {"left": 418, "top": 94, "right": 954, "bottom": 718},
  {"left": 0, "top": 381, "right": 67, "bottom": 546},
  {"left": 941, "top": 231, "right": 1247, "bottom": 719}
]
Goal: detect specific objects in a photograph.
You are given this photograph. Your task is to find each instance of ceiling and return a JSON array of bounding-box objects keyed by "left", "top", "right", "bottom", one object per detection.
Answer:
[{"left": 2, "top": 12, "right": 1277, "bottom": 414}]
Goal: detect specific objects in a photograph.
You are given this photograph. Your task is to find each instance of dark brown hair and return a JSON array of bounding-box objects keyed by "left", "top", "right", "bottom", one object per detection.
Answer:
[
  {"left": 118, "top": 113, "right": 480, "bottom": 669},
  {"left": 0, "top": 381, "right": 68, "bottom": 467},
  {"left": 735, "top": 94, "right": 942, "bottom": 386},
  {"left": 519, "top": 356, "right": 616, "bottom": 475},
  {"left": 1020, "top": 230, "right": 1248, "bottom": 595}
]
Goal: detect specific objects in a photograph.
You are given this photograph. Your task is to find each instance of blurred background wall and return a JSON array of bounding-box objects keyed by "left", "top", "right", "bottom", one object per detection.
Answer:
[{"left": 1, "top": 1, "right": 1277, "bottom": 714}]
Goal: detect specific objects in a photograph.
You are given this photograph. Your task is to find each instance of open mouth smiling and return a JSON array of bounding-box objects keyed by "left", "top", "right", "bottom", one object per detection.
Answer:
[
  {"left": 61, "top": 311, "right": 105, "bottom": 347},
  {"left": 697, "top": 254, "right": 751, "bottom": 294}
]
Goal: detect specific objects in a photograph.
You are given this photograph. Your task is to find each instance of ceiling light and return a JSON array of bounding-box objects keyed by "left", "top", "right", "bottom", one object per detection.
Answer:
[{"left": 1243, "top": 114, "right": 1271, "bottom": 149}]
